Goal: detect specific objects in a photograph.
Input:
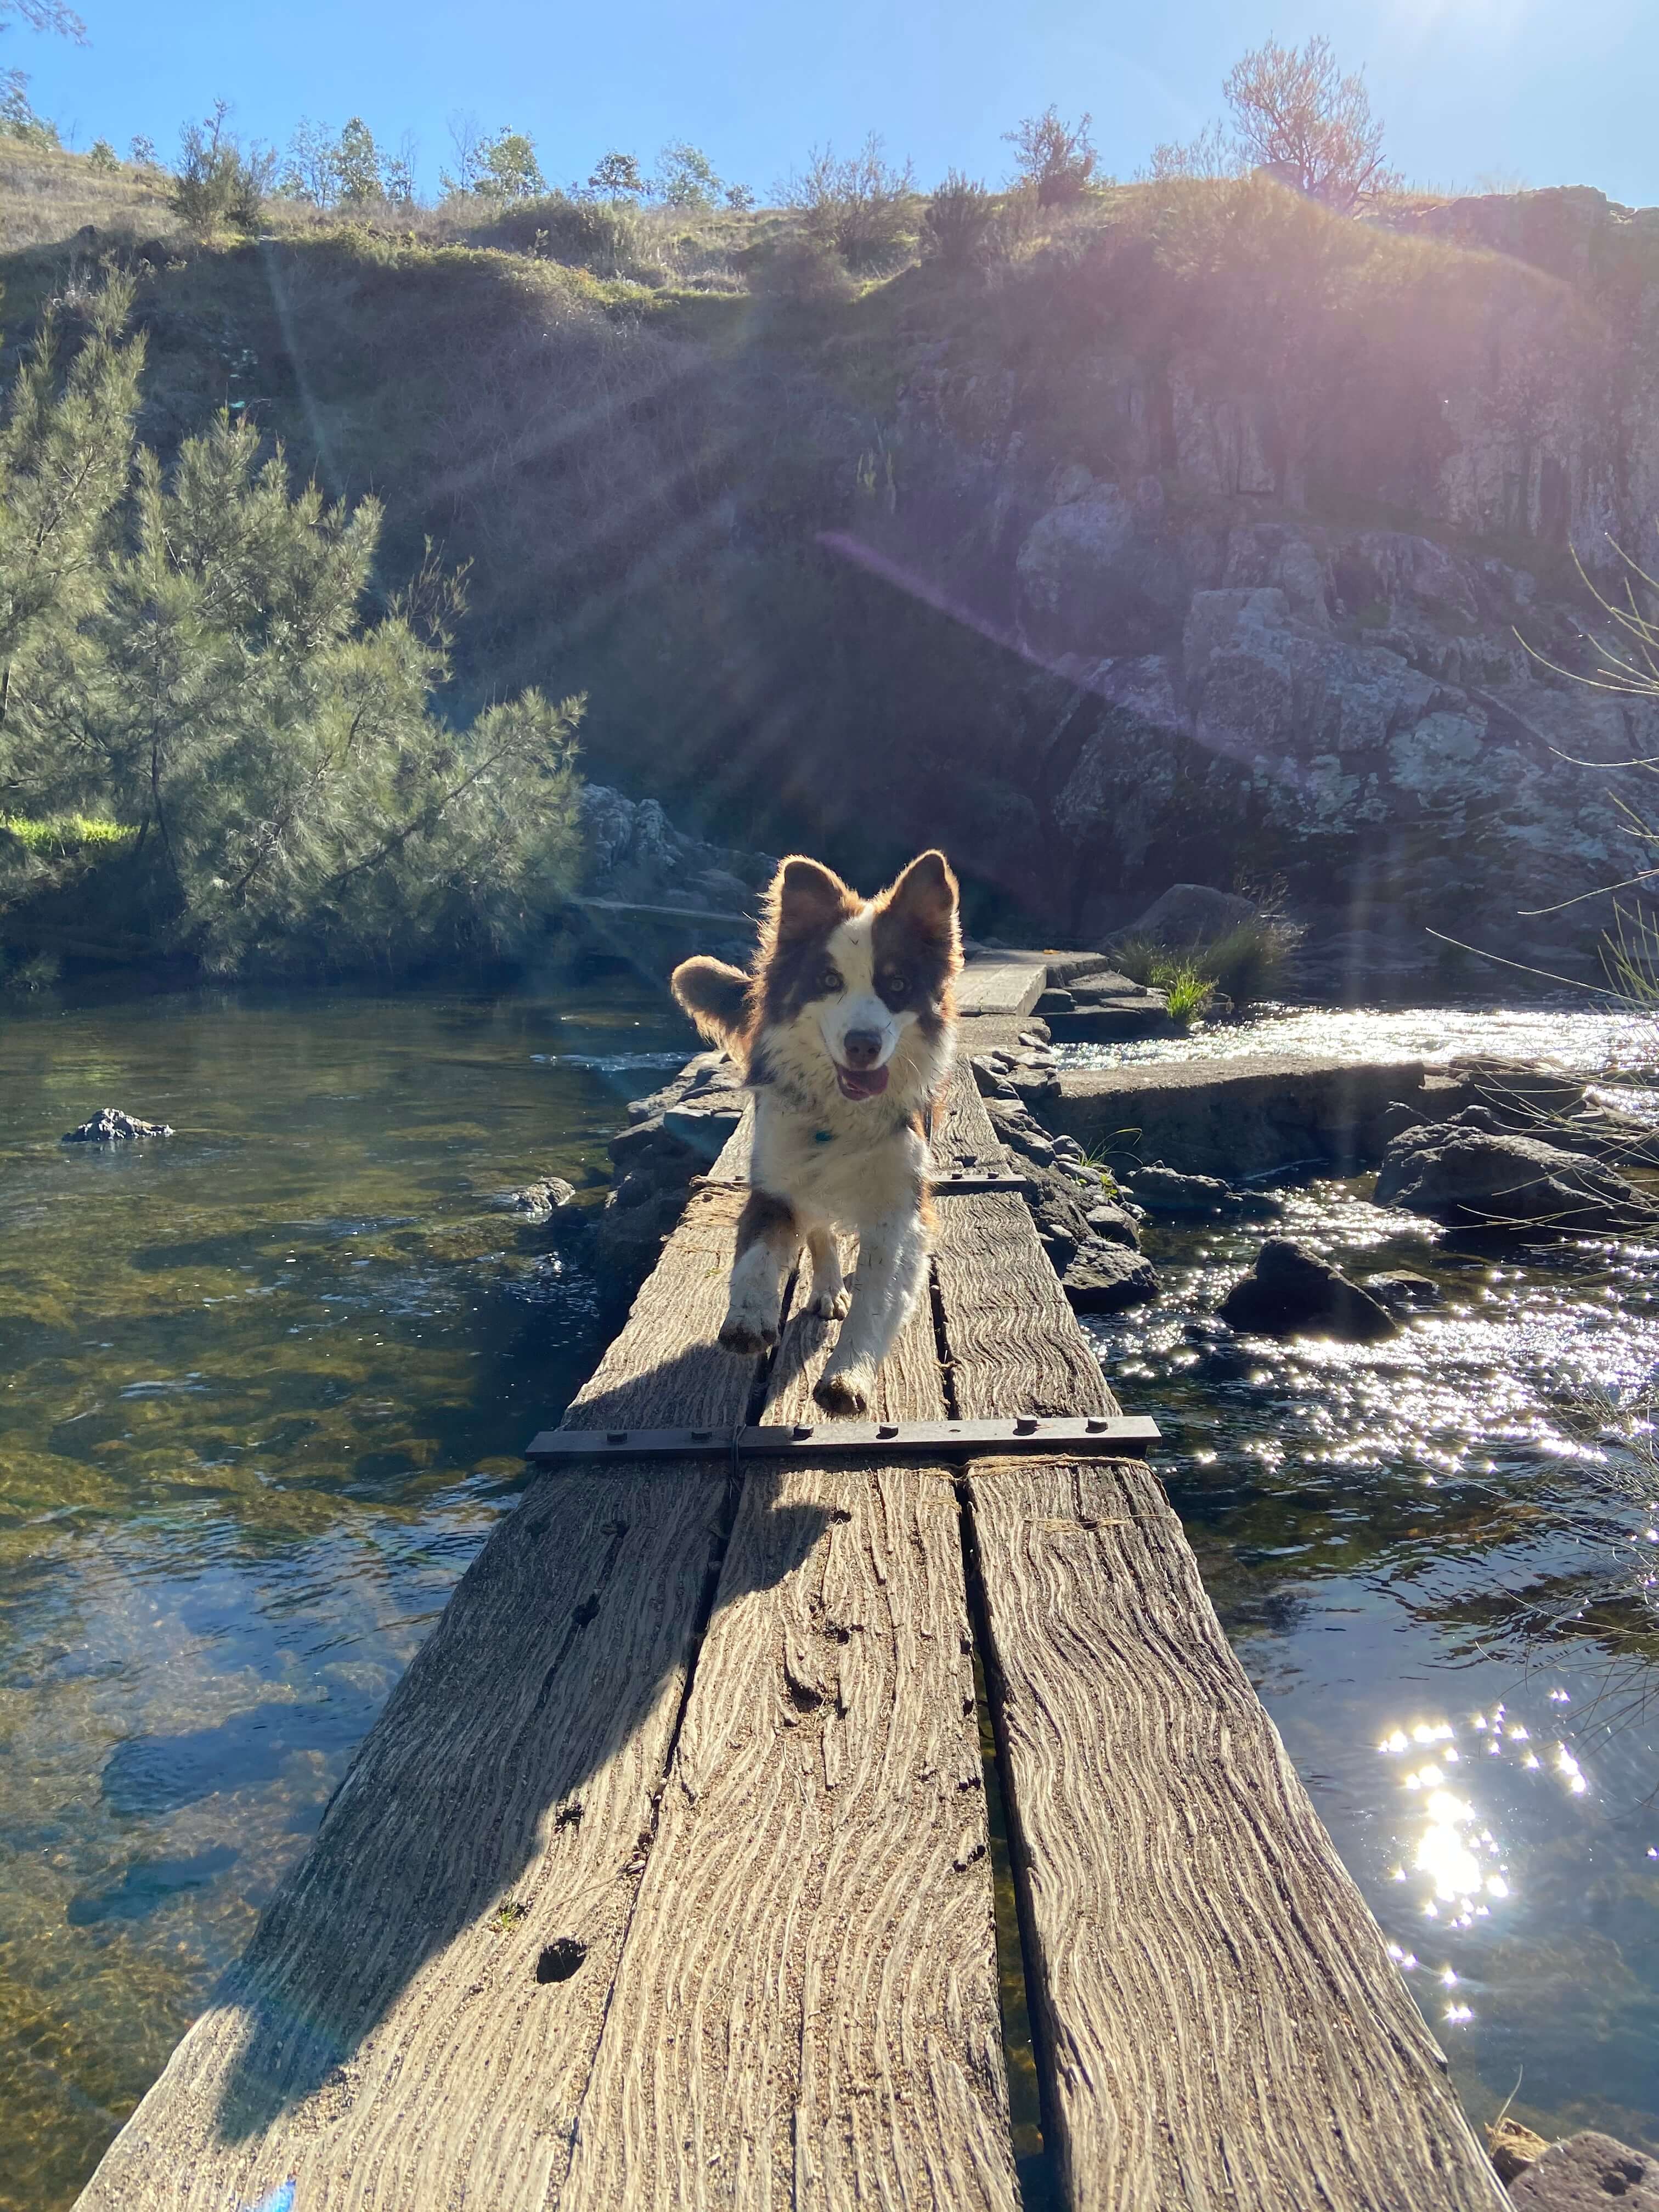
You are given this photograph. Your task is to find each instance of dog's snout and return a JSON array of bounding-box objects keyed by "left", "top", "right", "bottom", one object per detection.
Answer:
[{"left": 842, "top": 1029, "right": 883, "bottom": 1069}]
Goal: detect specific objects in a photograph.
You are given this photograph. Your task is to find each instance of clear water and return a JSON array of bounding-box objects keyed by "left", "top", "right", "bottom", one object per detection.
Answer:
[
  {"left": 2, "top": 990, "right": 1657, "bottom": 2204},
  {"left": 1079, "top": 1003, "right": 1659, "bottom": 2158},
  {"left": 1055, "top": 998, "right": 1659, "bottom": 1079},
  {"left": 0, "top": 980, "right": 691, "bottom": 2212}
]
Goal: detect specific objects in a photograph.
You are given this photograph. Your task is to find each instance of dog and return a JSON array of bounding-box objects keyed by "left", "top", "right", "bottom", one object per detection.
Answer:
[{"left": 670, "top": 849, "right": 961, "bottom": 1414}]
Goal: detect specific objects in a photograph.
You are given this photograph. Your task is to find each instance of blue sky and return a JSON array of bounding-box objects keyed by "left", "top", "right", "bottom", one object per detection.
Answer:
[{"left": 8, "top": 0, "right": 1655, "bottom": 209}]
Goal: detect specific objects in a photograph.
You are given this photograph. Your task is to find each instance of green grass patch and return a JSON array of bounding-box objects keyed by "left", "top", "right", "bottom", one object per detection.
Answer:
[{"left": 0, "top": 813, "right": 135, "bottom": 855}]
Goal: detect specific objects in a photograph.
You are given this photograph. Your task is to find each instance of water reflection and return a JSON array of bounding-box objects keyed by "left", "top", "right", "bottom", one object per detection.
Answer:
[
  {"left": 1087, "top": 1159, "right": 1659, "bottom": 2155},
  {"left": 0, "top": 980, "right": 693, "bottom": 2212}
]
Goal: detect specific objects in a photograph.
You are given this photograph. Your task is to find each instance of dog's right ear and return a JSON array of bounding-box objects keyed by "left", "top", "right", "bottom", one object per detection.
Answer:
[
  {"left": 769, "top": 855, "right": 857, "bottom": 943},
  {"left": 671, "top": 956, "right": 750, "bottom": 1046}
]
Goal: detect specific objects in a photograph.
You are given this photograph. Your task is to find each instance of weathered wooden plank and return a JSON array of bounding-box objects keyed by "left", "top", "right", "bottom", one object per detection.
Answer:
[
  {"left": 75, "top": 1187, "right": 762, "bottom": 2212},
  {"left": 560, "top": 1281, "right": 1019, "bottom": 2211},
  {"left": 953, "top": 960, "right": 1048, "bottom": 1019},
  {"left": 930, "top": 1072, "right": 1505, "bottom": 2209},
  {"left": 964, "top": 1460, "right": 1507, "bottom": 2211}
]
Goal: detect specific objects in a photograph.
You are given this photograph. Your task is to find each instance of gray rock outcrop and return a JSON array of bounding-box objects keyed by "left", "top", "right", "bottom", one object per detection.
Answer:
[
  {"left": 1062, "top": 1241, "right": 1160, "bottom": 1313},
  {"left": 578, "top": 785, "right": 776, "bottom": 921},
  {"left": 62, "top": 1109, "right": 174, "bottom": 1142},
  {"left": 1218, "top": 1238, "right": 1400, "bottom": 1342},
  {"left": 1375, "top": 1121, "right": 1658, "bottom": 1233}
]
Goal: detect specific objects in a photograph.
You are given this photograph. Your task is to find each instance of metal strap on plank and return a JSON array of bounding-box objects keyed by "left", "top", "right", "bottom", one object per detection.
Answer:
[
  {"left": 526, "top": 1414, "right": 1159, "bottom": 1464},
  {"left": 696, "top": 1166, "right": 1032, "bottom": 1197}
]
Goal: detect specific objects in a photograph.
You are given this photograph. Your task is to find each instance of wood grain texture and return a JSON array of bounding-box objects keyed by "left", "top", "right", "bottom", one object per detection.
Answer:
[
  {"left": 560, "top": 1284, "right": 1018, "bottom": 2212},
  {"left": 75, "top": 1184, "right": 762, "bottom": 2212},
  {"left": 929, "top": 1068, "right": 1503, "bottom": 2208},
  {"left": 966, "top": 1460, "right": 1506, "bottom": 2211}
]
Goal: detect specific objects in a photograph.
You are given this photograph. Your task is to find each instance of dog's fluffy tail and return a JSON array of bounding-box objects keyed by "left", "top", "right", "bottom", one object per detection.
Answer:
[{"left": 671, "top": 956, "right": 751, "bottom": 1048}]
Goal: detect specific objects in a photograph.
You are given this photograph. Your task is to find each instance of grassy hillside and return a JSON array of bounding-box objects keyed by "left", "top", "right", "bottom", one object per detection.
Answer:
[{"left": 2, "top": 140, "right": 1646, "bottom": 932}]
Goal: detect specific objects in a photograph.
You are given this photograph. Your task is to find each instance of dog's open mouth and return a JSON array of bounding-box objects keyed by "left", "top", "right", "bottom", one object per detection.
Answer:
[{"left": 834, "top": 1062, "right": 890, "bottom": 1101}]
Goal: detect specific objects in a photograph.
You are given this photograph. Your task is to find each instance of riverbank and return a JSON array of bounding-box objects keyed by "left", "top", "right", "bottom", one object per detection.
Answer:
[{"left": 3, "top": 977, "right": 1657, "bottom": 2207}]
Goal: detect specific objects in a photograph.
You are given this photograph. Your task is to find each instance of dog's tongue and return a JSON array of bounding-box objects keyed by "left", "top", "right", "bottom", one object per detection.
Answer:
[{"left": 836, "top": 1062, "right": 890, "bottom": 1101}]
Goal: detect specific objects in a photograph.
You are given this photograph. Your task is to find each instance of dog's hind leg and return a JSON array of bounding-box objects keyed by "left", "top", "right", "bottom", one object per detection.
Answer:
[
  {"left": 813, "top": 1209, "right": 928, "bottom": 1415},
  {"left": 803, "top": 1222, "right": 849, "bottom": 1321},
  {"left": 719, "top": 1189, "right": 799, "bottom": 1356}
]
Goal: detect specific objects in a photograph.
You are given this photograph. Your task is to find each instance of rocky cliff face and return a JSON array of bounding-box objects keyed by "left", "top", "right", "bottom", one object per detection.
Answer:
[{"left": 858, "top": 186, "right": 1659, "bottom": 956}]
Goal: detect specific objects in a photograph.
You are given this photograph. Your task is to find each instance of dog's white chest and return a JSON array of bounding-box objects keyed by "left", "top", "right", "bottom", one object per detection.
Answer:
[{"left": 752, "top": 1094, "right": 925, "bottom": 1230}]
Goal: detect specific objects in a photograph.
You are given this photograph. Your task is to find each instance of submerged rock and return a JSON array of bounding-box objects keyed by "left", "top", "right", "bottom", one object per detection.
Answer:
[
  {"left": 1218, "top": 1238, "right": 1399, "bottom": 1342},
  {"left": 1363, "top": 1271, "right": 1442, "bottom": 1311},
  {"left": 504, "top": 1176, "right": 588, "bottom": 1244},
  {"left": 1061, "top": 1240, "right": 1160, "bottom": 1313},
  {"left": 1376, "top": 1122, "right": 1658, "bottom": 1234},
  {"left": 1128, "top": 1164, "right": 1240, "bottom": 1215},
  {"left": 61, "top": 1108, "right": 173, "bottom": 1143}
]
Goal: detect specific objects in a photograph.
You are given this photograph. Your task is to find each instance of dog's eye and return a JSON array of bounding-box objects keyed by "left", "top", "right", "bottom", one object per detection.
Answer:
[
  {"left": 815, "top": 966, "right": 843, "bottom": 996},
  {"left": 879, "top": 972, "right": 909, "bottom": 1000}
]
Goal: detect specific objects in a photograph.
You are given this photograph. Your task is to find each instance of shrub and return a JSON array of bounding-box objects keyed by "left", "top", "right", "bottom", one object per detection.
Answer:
[
  {"left": 1002, "top": 108, "right": 1096, "bottom": 207},
  {"left": 0, "top": 280, "right": 585, "bottom": 975},
  {"left": 1113, "top": 917, "right": 1297, "bottom": 1011},
  {"left": 749, "top": 230, "right": 856, "bottom": 307},
  {"left": 921, "top": 171, "right": 997, "bottom": 268},
  {"left": 785, "top": 134, "right": 916, "bottom": 271},
  {"left": 87, "top": 137, "right": 119, "bottom": 171},
  {"left": 481, "top": 192, "right": 641, "bottom": 275},
  {"left": 1203, "top": 917, "right": 1299, "bottom": 1005},
  {"left": 172, "top": 102, "right": 275, "bottom": 234}
]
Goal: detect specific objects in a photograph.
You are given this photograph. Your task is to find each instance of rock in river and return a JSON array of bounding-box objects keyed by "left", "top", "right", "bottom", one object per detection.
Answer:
[
  {"left": 1375, "top": 1122, "right": 1658, "bottom": 1234},
  {"left": 62, "top": 1108, "right": 173, "bottom": 1142},
  {"left": 1218, "top": 1238, "right": 1399, "bottom": 1342},
  {"left": 1509, "top": 2131, "right": 1658, "bottom": 2209},
  {"left": 1061, "top": 1239, "right": 1160, "bottom": 1312}
]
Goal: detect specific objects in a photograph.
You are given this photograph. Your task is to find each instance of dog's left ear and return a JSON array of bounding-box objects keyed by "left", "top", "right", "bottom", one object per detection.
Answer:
[{"left": 882, "top": 850, "right": 960, "bottom": 944}]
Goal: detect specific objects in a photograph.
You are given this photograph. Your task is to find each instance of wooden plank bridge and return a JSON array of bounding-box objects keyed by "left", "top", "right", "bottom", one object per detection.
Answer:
[{"left": 76, "top": 962, "right": 1505, "bottom": 2211}]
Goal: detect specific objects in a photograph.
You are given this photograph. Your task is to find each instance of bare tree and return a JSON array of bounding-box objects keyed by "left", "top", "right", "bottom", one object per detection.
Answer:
[
  {"left": 1002, "top": 106, "right": 1096, "bottom": 206},
  {"left": 0, "top": 1, "right": 86, "bottom": 38},
  {"left": 1222, "top": 36, "right": 1397, "bottom": 210},
  {"left": 441, "top": 109, "right": 484, "bottom": 196}
]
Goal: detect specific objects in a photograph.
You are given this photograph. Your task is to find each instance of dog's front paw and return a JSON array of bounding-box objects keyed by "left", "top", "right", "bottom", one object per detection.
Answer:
[
  {"left": 808, "top": 1285, "right": 851, "bottom": 1321},
  {"left": 719, "top": 1316, "right": 777, "bottom": 1355},
  {"left": 814, "top": 1364, "right": 873, "bottom": 1416}
]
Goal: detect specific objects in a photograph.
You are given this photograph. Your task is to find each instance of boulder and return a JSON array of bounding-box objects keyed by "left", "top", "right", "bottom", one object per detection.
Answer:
[
  {"left": 1218, "top": 1238, "right": 1400, "bottom": 1341},
  {"left": 1085, "top": 1203, "right": 1143, "bottom": 1249},
  {"left": 1375, "top": 1123, "right": 1658, "bottom": 1234},
  {"left": 1061, "top": 1240, "right": 1160, "bottom": 1313},
  {"left": 1510, "top": 2132, "right": 1658, "bottom": 2209},
  {"left": 504, "top": 1176, "right": 586, "bottom": 1243},
  {"left": 1128, "top": 1164, "right": 1240, "bottom": 1215},
  {"left": 662, "top": 1101, "right": 744, "bottom": 1161},
  {"left": 1119, "top": 883, "right": 1255, "bottom": 946},
  {"left": 1363, "top": 1271, "right": 1442, "bottom": 1310},
  {"left": 62, "top": 1108, "right": 173, "bottom": 1142}
]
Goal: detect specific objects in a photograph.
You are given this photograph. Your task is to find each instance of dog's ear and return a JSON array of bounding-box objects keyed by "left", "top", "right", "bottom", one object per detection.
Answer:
[
  {"left": 881, "top": 850, "right": 960, "bottom": 944},
  {"left": 769, "top": 855, "right": 856, "bottom": 942}
]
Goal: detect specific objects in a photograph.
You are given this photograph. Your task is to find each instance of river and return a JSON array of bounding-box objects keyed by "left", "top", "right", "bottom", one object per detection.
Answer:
[{"left": 1, "top": 984, "right": 1655, "bottom": 2206}]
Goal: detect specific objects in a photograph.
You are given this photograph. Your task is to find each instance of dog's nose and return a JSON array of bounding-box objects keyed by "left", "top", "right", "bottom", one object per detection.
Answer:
[{"left": 841, "top": 1029, "right": 883, "bottom": 1069}]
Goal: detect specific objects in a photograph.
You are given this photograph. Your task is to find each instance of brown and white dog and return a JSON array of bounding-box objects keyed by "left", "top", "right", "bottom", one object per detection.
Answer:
[{"left": 670, "top": 849, "right": 962, "bottom": 1414}]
